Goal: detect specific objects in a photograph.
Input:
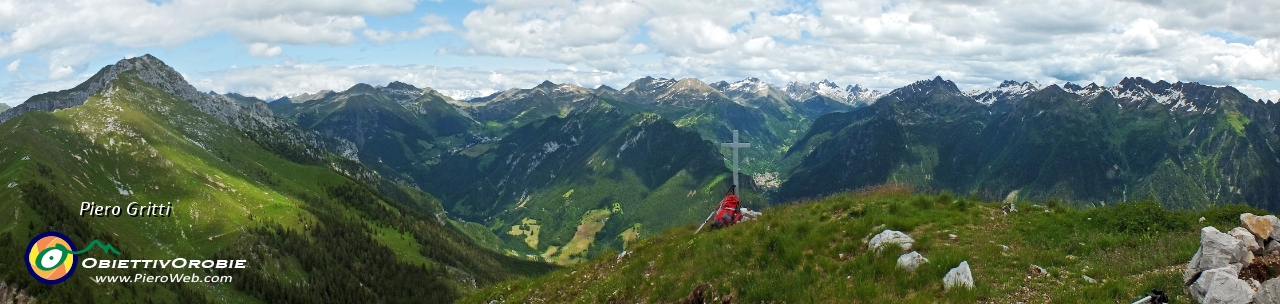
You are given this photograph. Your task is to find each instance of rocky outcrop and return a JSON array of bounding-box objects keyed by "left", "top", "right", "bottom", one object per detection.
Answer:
[
  {"left": 1186, "top": 226, "right": 1250, "bottom": 285},
  {"left": 1186, "top": 213, "right": 1280, "bottom": 304},
  {"left": 1190, "top": 265, "right": 1254, "bottom": 303},
  {"left": 944, "top": 261, "right": 974, "bottom": 290},
  {"left": 869, "top": 230, "right": 915, "bottom": 252},
  {"left": 897, "top": 251, "right": 928, "bottom": 272}
]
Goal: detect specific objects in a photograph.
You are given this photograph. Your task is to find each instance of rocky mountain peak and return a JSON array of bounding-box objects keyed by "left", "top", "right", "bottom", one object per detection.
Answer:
[
  {"left": 780, "top": 80, "right": 881, "bottom": 106},
  {"left": 1063, "top": 82, "right": 1104, "bottom": 97},
  {"left": 722, "top": 77, "right": 774, "bottom": 95},
  {"left": 966, "top": 80, "right": 1042, "bottom": 105},
  {"left": 385, "top": 81, "right": 420, "bottom": 91},
  {"left": 288, "top": 90, "right": 337, "bottom": 103},
  {"left": 622, "top": 77, "right": 677, "bottom": 95},
  {"left": 815, "top": 80, "right": 840, "bottom": 91},
  {"left": 889, "top": 76, "right": 962, "bottom": 100},
  {"left": 1114, "top": 77, "right": 1155, "bottom": 92},
  {"left": 0, "top": 54, "right": 234, "bottom": 124},
  {"left": 344, "top": 83, "right": 379, "bottom": 95},
  {"left": 670, "top": 78, "right": 716, "bottom": 92},
  {"left": 534, "top": 80, "right": 558, "bottom": 90}
]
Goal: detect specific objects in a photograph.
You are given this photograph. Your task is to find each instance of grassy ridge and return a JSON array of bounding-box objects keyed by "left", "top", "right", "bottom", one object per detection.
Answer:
[
  {"left": 0, "top": 72, "right": 551, "bottom": 303},
  {"left": 467, "top": 185, "right": 1260, "bottom": 303}
]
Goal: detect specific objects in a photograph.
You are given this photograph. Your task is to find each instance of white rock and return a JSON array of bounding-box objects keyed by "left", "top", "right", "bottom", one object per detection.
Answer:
[
  {"left": 897, "top": 251, "right": 928, "bottom": 272},
  {"left": 869, "top": 230, "right": 915, "bottom": 252},
  {"left": 1254, "top": 277, "right": 1280, "bottom": 304},
  {"left": 1082, "top": 275, "right": 1097, "bottom": 283},
  {"left": 1191, "top": 265, "right": 1253, "bottom": 304},
  {"left": 1185, "top": 226, "right": 1250, "bottom": 285},
  {"left": 943, "top": 261, "right": 974, "bottom": 290},
  {"left": 1229, "top": 227, "right": 1262, "bottom": 253}
]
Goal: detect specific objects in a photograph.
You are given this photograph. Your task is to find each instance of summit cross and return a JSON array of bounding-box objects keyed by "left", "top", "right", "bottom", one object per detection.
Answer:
[{"left": 721, "top": 130, "right": 750, "bottom": 193}]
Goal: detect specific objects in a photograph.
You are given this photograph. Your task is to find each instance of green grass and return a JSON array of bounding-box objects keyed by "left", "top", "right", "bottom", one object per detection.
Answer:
[{"left": 465, "top": 185, "right": 1260, "bottom": 303}]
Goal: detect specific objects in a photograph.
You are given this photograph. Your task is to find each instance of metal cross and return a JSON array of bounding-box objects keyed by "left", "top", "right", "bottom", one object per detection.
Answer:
[{"left": 720, "top": 130, "right": 750, "bottom": 193}]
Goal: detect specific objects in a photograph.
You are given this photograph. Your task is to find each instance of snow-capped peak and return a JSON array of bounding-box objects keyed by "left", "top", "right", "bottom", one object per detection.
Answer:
[
  {"left": 782, "top": 80, "right": 882, "bottom": 105},
  {"left": 1063, "top": 82, "right": 1104, "bottom": 97},
  {"left": 1105, "top": 77, "right": 1185, "bottom": 106},
  {"left": 964, "top": 80, "right": 1042, "bottom": 105},
  {"left": 815, "top": 80, "right": 845, "bottom": 99},
  {"left": 437, "top": 89, "right": 497, "bottom": 101},
  {"left": 723, "top": 77, "right": 774, "bottom": 95},
  {"left": 846, "top": 84, "right": 884, "bottom": 103}
]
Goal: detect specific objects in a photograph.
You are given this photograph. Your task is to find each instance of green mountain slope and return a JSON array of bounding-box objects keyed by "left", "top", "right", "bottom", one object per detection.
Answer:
[
  {"left": 419, "top": 97, "right": 761, "bottom": 264},
  {"left": 466, "top": 186, "right": 1259, "bottom": 303},
  {"left": 780, "top": 77, "right": 990, "bottom": 201},
  {"left": 270, "top": 82, "right": 480, "bottom": 187},
  {"left": 0, "top": 58, "right": 550, "bottom": 303},
  {"left": 780, "top": 76, "right": 1280, "bottom": 212},
  {"left": 455, "top": 80, "right": 597, "bottom": 129},
  {"left": 276, "top": 77, "right": 780, "bottom": 264}
]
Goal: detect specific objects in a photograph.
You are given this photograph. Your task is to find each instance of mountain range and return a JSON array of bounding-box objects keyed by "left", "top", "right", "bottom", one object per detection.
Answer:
[
  {"left": 780, "top": 76, "right": 1280, "bottom": 211},
  {"left": 259, "top": 69, "right": 1280, "bottom": 264},
  {"left": 3, "top": 54, "right": 1280, "bottom": 303},
  {"left": 254, "top": 73, "right": 886, "bottom": 264}
]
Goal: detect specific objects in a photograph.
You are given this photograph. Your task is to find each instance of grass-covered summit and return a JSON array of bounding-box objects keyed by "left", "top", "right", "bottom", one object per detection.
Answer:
[{"left": 467, "top": 185, "right": 1260, "bottom": 303}]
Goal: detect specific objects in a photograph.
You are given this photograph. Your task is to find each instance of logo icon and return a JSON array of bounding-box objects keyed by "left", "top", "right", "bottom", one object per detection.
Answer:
[{"left": 26, "top": 231, "right": 78, "bottom": 284}]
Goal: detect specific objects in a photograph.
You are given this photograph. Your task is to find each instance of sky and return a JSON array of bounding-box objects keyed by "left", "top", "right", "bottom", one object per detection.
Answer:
[{"left": 2, "top": 0, "right": 1279, "bottom": 105}]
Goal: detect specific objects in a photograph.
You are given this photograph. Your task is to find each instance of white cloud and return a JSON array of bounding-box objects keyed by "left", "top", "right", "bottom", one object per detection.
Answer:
[
  {"left": 364, "top": 14, "right": 454, "bottom": 43},
  {"left": 49, "top": 65, "right": 74, "bottom": 79},
  {"left": 460, "top": 0, "right": 653, "bottom": 71},
  {"left": 247, "top": 43, "right": 283, "bottom": 58},
  {"left": 4, "top": 0, "right": 1280, "bottom": 101},
  {"left": 5, "top": 59, "right": 17, "bottom": 73},
  {"left": 1236, "top": 84, "right": 1280, "bottom": 103},
  {"left": 0, "top": 76, "right": 89, "bottom": 105},
  {"left": 0, "top": 0, "right": 416, "bottom": 76},
  {"left": 451, "top": 0, "right": 1280, "bottom": 93}
]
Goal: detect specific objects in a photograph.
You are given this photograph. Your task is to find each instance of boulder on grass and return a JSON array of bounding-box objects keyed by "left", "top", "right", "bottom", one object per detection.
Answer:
[
  {"left": 869, "top": 230, "right": 914, "bottom": 252},
  {"left": 943, "top": 261, "right": 973, "bottom": 290},
  {"left": 897, "top": 251, "right": 928, "bottom": 272}
]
